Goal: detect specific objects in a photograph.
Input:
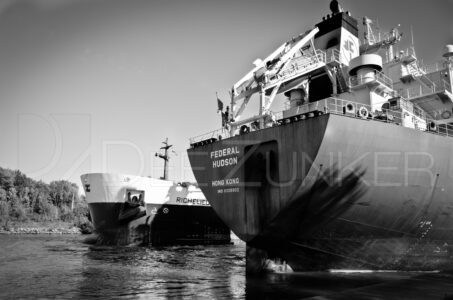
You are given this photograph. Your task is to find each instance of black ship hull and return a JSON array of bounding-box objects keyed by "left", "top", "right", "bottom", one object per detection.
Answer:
[
  {"left": 88, "top": 202, "right": 230, "bottom": 246},
  {"left": 188, "top": 114, "right": 453, "bottom": 271}
]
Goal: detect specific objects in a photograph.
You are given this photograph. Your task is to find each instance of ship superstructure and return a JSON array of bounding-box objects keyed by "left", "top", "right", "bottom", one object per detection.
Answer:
[
  {"left": 191, "top": 7, "right": 453, "bottom": 144},
  {"left": 188, "top": 2, "right": 453, "bottom": 272}
]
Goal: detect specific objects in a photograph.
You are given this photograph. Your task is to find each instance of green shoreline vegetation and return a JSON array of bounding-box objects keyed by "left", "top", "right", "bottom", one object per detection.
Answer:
[{"left": 0, "top": 167, "right": 93, "bottom": 234}]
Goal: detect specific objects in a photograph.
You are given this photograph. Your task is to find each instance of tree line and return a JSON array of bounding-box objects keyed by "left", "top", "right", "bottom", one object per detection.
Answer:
[{"left": 0, "top": 166, "right": 90, "bottom": 229}]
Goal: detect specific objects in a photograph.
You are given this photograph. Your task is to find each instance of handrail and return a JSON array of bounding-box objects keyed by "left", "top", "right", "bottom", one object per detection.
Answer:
[
  {"left": 419, "top": 61, "right": 447, "bottom": 74},
  {"left": 326, "top": 48, "right": 341, "bottom": 64},
  {"left": 349, "top": 70, "right": 393, "bottom": 89},
  {"left": 189, "top": 97, "right": 453, "bottom": 145},
  {"left": 272, "top": 97, "right": 453, "bottom": 136},
  {"left": 189, "top": 127, "right": 230, "bottom": 145},
  {"left": 383, "top": 47, "right": 417, "bottom": 65},
  {"left": 266, "top": 49, "right": 327, "bottom": 85},
  {"left": 400, "top": 78, "right": 452, "bottom": 100}
]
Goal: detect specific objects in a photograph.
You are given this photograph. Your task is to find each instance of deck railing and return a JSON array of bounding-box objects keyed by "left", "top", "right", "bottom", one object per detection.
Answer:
[
  {"left": 273, "top": 97, "right": 453, "bottom": 136},
  {"left": 420, "top": 61, "right": 448, "bottom": 74},
  {"left": 189, "top": 128, "right": 230, "bottom": 145},
  {"left": 349, "top": 70, "right": 393, "bottom": 89},
  {"left": 190, "top": 97, "right": 453, "bottom": 146},
  {"left": 399, "top": 78, "right": 452, "bottom": 100},
  {"left": 266, "top": 49, "right": 326, "bottom": 86},
  {"left": 325, "top": 48, "right": 341, "bottom": 65}
]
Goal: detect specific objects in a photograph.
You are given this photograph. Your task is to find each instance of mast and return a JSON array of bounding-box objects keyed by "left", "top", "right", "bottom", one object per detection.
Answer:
[{"left": 155, "top": 138, "right": 173, "bottom": 180}]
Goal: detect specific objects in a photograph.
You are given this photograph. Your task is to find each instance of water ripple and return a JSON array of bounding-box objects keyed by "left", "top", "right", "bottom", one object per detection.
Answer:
[{"left": 1, "top": 235, "right": 453, "bottom": 299}]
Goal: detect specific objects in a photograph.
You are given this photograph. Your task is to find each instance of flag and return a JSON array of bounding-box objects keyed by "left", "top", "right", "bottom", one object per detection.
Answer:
[{"left": 217, "top": 93, "right": 224, "bottom": 113}]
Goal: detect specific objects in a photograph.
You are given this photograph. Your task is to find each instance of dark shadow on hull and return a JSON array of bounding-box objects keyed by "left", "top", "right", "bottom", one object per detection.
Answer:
[
  {"left": 250, "top": 166, "right": 366, "bottom": 245},
  {"left": 247, "top": 166, "right": 367, "bottom": 273}
]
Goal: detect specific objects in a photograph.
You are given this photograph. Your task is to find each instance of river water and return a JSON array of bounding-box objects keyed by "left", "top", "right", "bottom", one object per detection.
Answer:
[{"left": 1, "top": 235, "right": 453, "bottom": 299}]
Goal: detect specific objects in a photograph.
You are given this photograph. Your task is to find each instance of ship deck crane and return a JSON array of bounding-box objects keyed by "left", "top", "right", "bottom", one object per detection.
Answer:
[
  {"left": 230, "top": 27, "right": 321, "bottom": 132},
  {"left": 359, "top": 16, "right": 402, "bottom": 58}
]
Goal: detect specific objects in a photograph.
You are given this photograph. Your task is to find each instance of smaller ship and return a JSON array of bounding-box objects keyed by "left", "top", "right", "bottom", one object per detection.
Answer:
[{"left": 81, "top": 139, "right": 231, "bottom": 245}]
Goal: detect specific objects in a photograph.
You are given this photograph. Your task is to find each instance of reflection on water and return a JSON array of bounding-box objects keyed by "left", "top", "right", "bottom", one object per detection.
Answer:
[
  {"left": 0, "top": 235, "right": 245, "bottom": 299},
  {"left": 247, "top": 271, "right": 453, "bottom": 299},
  {"left": 79, "top": 243, "right": 245, "bottom": 299},
  {"left": 1, "top": 235, "right": 453, "bottom": 299}
]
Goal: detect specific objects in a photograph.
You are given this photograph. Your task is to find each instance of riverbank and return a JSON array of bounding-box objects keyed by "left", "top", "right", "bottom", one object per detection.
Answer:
[{"left": 0, "top": 221, "right": 88, "bottom": 235}]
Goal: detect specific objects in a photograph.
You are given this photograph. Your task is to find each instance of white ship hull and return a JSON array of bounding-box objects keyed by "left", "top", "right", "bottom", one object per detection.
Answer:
[{"left": 80, "top": 173, "right": 230, "bottom": 245}]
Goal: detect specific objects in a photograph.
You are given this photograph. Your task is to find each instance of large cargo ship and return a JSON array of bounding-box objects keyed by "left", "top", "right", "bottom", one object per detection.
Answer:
[
  {"left": 188, "top": 1, "right": 453, "bottom": 272},
  {"left": 81, "top": 139, "right": 230, "bottom": 245}
]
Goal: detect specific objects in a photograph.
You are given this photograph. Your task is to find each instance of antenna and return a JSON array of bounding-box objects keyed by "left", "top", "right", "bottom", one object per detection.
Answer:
[
  {"left": 410, "top": 25, "right": 414, "bottom": 46},
  {"left": 155, "top": 137, "right": 173, "bottom": 180}
]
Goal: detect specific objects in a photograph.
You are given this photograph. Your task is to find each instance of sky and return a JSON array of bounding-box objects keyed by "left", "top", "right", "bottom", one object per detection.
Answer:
[{"left": 0, "top": 0, "right": 452, "bottom": 187}]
